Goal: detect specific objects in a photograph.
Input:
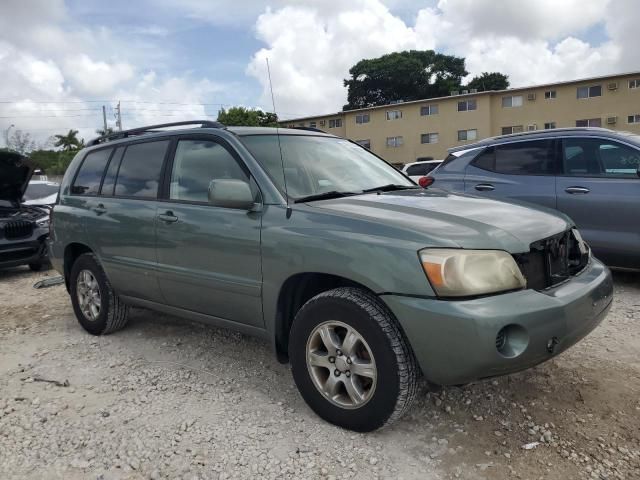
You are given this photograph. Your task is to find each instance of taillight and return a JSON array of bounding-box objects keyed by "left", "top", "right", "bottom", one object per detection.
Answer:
[{"left": 418, "top": 176, "right": 434, "bottom": 188}]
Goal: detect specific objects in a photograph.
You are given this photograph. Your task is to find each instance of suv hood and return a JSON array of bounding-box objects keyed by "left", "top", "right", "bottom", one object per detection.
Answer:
[
  {"left": 0, "top": 151, "right": 34, "bottom": 204},
  {"left": 311, "top": 189, "right": 571, "bottom": 253}
]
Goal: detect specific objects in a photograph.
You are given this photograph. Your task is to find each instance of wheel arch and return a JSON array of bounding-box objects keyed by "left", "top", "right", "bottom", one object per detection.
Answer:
[
  {"left": 63, "top": 242, "right": 93, "bottom": 291},
  {"left": 274, "top": 272, "right": 378, "bottom": 363}
]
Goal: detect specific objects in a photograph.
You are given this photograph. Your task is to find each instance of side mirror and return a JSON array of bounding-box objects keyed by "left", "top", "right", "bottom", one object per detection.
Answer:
[{"left": 207, "top": 179, "right": 256, "bottom": 210}]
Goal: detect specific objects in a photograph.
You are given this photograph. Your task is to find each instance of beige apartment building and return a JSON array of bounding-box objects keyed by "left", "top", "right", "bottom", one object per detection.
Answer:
[{"left": 280, "top": 71, "right": 640, "bottom": 164}]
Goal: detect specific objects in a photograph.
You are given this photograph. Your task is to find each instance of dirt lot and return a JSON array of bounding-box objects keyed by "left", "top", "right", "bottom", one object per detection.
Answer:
[{"left": 0, "top": 267, "right": 638, "bottom": 480}]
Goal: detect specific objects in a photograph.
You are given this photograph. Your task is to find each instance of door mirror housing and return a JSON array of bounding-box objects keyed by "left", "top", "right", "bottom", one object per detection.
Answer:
[{"left": 207, "top": 179, "right": 256, "bottom": 210}]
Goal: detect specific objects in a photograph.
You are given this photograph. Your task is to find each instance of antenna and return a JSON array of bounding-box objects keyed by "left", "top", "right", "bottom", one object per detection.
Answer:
[{"left": 266, "top": 57, "right": 289, "bottom": 206}]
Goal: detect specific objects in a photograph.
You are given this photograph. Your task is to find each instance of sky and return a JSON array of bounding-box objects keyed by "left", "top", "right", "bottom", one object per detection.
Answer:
[{"left": 1, "top": 0, "right": 638, "bottom": 146}]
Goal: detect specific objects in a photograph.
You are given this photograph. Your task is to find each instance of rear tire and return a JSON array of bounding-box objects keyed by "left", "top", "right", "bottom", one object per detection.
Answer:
[
  {"left": 289, "top": 287, "right": 418, "bottom": 431},
  {"left": 69, "top": 253, "right": 130, "bottom": 335}
]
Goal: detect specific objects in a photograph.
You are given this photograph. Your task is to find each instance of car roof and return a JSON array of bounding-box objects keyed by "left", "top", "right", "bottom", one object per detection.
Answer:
[{"left": 448, "top": 127, "right": 640, "bottom": 153}]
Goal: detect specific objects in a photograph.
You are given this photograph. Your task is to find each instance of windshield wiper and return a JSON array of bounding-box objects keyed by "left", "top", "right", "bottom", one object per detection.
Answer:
[
  {"left": 294, "top": 191, "right": 359, "bottom": 203},
  {"left": 361, "top": 184, "right": 420, "bottom": 193}
]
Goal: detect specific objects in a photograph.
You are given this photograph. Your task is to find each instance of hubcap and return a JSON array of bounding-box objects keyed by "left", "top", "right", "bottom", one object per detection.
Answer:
[
  {"left": 76, "top": 270, "right": 101, "bottom": 321},
  {"left": 306, "top": 321, "right": 377, "bottom": 409}
]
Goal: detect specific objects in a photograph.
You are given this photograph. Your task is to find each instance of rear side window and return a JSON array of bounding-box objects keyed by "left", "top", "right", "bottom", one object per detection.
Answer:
[
  {"left": 114, "top": 140, "right": 169, "bottom": 198},
  {"left": 169, "top": 139, "right": 249, "bottom": 203},
  {"left": 71, "top": 148, "right": 112, "bottom": 195},
  {"left": 473, "top": 140, "right": 555, "bottom": 175}
]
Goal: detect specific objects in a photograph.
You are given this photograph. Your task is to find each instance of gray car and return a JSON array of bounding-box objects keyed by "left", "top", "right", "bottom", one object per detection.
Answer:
[
  {"left": 429, "top": 127, "right": 640, "bottom": 270},
  {"left": 49, "top": 121, "right": 612, "bottom": 431}
]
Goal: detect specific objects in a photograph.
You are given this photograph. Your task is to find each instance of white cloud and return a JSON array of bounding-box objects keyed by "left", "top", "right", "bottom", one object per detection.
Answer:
[
  {"left": 248, "top": 0, "right": 639, "bottom": 119},
  {"left": 63, "top": 54, "right": 134, "bottom": 96}
]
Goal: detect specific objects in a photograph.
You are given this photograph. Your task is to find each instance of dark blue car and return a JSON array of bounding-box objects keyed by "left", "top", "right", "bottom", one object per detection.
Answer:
[{"left": 430, "top": 127, "right": 640, "bottom": 270}]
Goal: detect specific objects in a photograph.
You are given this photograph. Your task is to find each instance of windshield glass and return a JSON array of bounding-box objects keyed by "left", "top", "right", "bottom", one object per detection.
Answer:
[
  {"left": 24, "top": 183, "right": 59, "bottom": 201},
  {"left": 240, "top": 134, "right": 414, "bottom": 199}
]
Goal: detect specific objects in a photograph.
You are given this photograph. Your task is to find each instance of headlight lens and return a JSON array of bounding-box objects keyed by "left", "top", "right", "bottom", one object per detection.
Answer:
[{"left": 419, "top": 249, "right": 526, "bottom": 297}]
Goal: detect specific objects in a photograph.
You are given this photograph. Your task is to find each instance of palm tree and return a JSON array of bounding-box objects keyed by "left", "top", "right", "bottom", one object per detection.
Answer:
[
  {"left": 95, "top": 127, "right": 115, "bottom": 136},
  {"left": 54, "top": 129, "right": 83, "bottom": 151}
]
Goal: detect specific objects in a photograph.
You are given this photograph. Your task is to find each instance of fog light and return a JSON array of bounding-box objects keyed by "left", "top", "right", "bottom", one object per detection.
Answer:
[{"left": 496, "top": 324, "right": 529, "bottom": 358}]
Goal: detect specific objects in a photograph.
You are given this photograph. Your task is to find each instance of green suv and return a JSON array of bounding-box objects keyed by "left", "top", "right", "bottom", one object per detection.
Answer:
[{"left": 49, "top": 121, "right": 613, "bottom": 431}]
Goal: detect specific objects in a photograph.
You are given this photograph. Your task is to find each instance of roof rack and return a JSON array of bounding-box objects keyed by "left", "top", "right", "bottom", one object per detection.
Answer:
[
  {"left": 86, "top": 120, "right": 225, "bottom": 147},
  {"left": 289, "top": 126, "right": 327, "bottom": 133}
]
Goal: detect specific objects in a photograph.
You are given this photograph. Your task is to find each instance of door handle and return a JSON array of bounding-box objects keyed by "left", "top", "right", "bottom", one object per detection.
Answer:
[
  {"left": 565, "top": 186, "right": 590, "bottom": 195},
  {"left": 475, "top": 183, "right": 495, "bottom": 192},
  {"left": 158, "top": 211, "right": 178, "bottom": 223},
  {"left": 93, "top": 203, "right": 107, "bottom": 215}
]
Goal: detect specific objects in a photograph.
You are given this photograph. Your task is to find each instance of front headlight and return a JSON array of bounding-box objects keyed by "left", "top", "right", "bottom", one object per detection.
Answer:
[
  {"left": 36, "top": 216, "right": 50, "bottom": 228},
  {"left": 419, "top": 249, "right": 526, "bottom": 297}
]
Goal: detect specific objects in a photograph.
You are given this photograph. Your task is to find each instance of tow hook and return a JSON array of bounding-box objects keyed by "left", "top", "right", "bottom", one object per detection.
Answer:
[{"left": 546, "top": 337, "right": 559, "bottom": 353}]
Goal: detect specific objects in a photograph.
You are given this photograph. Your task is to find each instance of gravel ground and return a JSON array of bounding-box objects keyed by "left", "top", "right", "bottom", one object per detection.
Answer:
[{"left": 0, "top": 267, "right": 638, "bottom": 480}]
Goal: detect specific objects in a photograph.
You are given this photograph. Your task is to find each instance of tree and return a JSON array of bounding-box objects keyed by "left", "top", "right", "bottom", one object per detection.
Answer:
[
  {"left": 217, "top": 107, "right": 278, "bottom": 127},
  {"left": 6, "top": 129, "right": 36, "bottom": 155},
  {"left": 343, "top": 50, "right": 468, "bottom": 110},
  {"left": 96, "top": 127, "right": 115, "bottom": 136},
  {"left": 54, "top": 129, "right": 83, "bottom": 151},
  {"left": 29, "top": 149, "right": 77, "bottom": 175},
  {"left": 466, "top": 72, "right": 510, "bottom": 92}
]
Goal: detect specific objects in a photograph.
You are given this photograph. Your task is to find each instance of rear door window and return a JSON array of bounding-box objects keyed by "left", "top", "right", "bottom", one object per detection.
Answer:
[
  {"left": 71, "top": 148, "right": 112, "bottom": 195},
  {"left": 100, "top": 146, "right": 125, "bottom": 196},
  {"left": 562, "top": 137, "right": 640, "bottom": 177},
  {"left": 114, "top": 140, "right": 169, "bottom": 198},
  {"left": 473, "top": 140, "right": 556, "bottom": 175},
  {"left": 406, "top": 164, "right": 428, "bottom": 176}
]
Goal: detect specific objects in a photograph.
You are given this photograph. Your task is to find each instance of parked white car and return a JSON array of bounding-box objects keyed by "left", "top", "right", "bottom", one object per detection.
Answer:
[{"left": 401, "top": 159, "right": 443, "bottom": 181}]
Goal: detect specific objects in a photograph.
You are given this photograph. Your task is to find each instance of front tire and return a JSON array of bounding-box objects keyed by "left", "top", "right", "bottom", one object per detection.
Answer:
[
  {"left": 69, "top": 253, "right": 129, "bottom": 335},
  {"left": 289, "top": 287, "right": 418, "bottom": 431}
]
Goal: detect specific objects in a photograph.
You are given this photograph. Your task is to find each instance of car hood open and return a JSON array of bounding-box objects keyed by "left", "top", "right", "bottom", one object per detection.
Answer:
[
  {"left": 0, "top": 151, "right": 34, "bottom": 204},
  {"left": 310, "top": 188, "right": 571, "bottom": 253}
]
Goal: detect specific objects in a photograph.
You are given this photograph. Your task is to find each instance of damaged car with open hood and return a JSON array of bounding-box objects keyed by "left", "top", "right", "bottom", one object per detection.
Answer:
[{"left": 0, "top": 151, "right": 52, "bottom": 271}]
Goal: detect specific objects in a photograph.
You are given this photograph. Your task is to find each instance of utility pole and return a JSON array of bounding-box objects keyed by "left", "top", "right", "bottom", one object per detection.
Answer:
[
  {"left": 102, "top": 105, "right": 108, "bottom": 134},
  {"left": 116, "top": 101, "right": 122, "bottom": 131}
]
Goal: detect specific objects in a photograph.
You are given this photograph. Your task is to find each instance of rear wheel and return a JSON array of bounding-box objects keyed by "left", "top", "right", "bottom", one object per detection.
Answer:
[
  {"left": 69, "top": 253, "right": 129, "bottom": 335},
  {"left": 289, "top": 287, "right": 418, "bottom": 431}
]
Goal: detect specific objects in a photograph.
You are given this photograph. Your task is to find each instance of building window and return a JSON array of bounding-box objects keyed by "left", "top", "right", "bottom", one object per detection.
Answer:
[
  {"left": 355, "top": 113, "right": 370, "bottom": 124},
  {"left": 420, "top": 104, "right": 439, "bottom": 116},
  {"left": 319, "top": 120, "right": 325, "bottom": 126},
  {"left": 356, "top": 139, "right": 371, "bottom": 149},
  {"left": 628, "top": 114, "right": 640, "bottom": 124},
  {"left": 386, "top": 110, "right": 402, "bottom": 120},
  {"left": 287, "top": 124, "right": 294, "bottom": 128},
  {"left": 576, "top": 118, "right": 602, "bottom": 127},
  {"left": 309, "top": 121, "right": 316, "bottom": 128},
  {"left": 501, "top": 95, "right": 523, "bottom": 108},
  {"left": 577, "top": 85, "right": 602, "bottom": 99},
  {"left": 501, "top": 125, "right": 524, "bottom": 135},
  {"left": 629, "top": 79, "right": 640, "bottom": 89},
  {"left": 457, "top": 129, "right": 477, "bottom": 141},
  {"left": 386, "top": 136, "right": 404, "bottom": 147},
  {"left": 457, "top": 99, "right": 477, "bottom": 112},
  {"left": 544, "top": 122, "right": 556, "bottom": 129},
  {"left": 420, "top": 133, "right": 439, "bottom": 144},
  {"left": 328, "top": 118, "right": 342, "bottom": 128},
  {"left": 544, "top": 90, "right": 557, "bottom": 99}
]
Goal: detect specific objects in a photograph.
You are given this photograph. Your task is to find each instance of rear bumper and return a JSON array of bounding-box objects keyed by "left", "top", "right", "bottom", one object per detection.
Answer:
[
  {"left": 0, "top": 234, "right": 49, "bottom": 269},
  {"left": 381, "top": 258, "right": 613, "bottom": 385}
]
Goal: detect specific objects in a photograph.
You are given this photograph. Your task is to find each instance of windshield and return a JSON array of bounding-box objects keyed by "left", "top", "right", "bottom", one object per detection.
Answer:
[
  {"left": 24, "top": 183, "right": 59, "bottom": 201},
  {"left": 240, "top": 134, "right": 414, "bottom": 199}
]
